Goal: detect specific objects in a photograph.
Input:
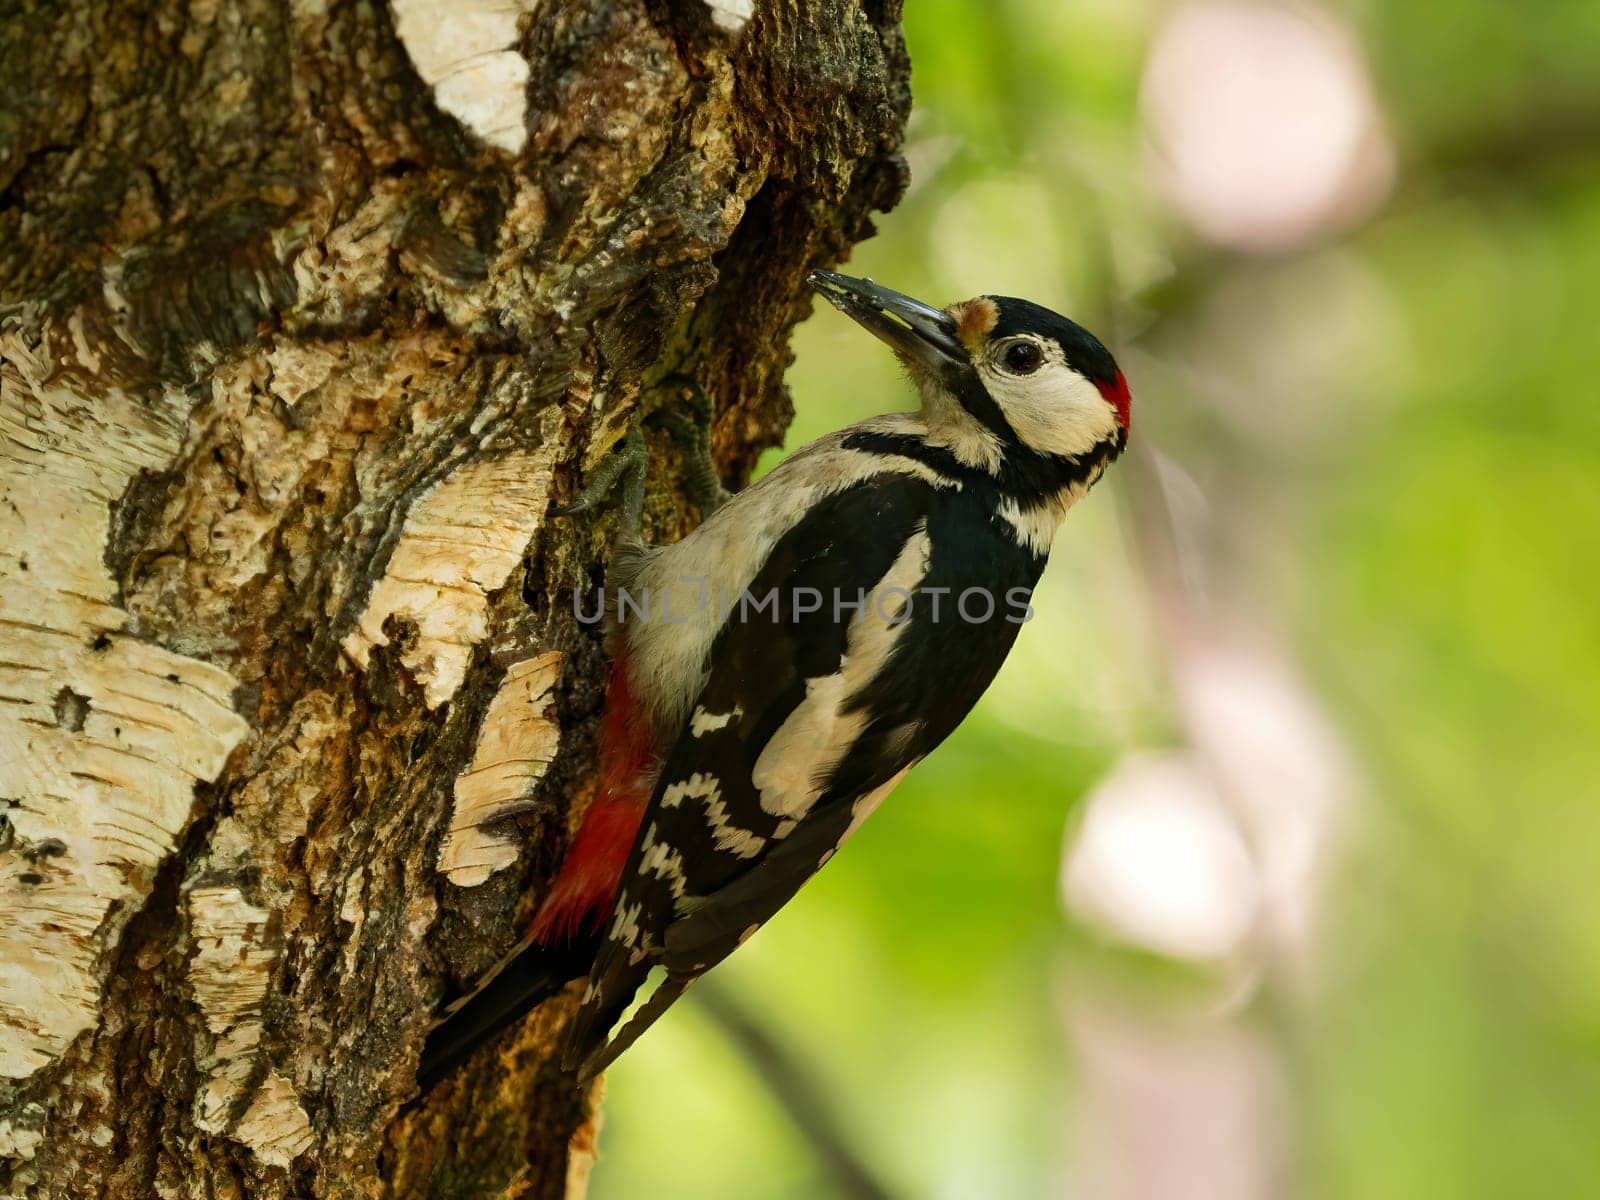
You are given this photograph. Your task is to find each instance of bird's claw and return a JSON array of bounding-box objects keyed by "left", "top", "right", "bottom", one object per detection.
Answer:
[
  {"left": 553, "top": 377, "right": 728, "bottom": 535},
  {"left": 553, "top": 423, "right": 648, "bottom": 536},
  {"left": 654, "top": 375, "right": 728, "bottom": 516}
]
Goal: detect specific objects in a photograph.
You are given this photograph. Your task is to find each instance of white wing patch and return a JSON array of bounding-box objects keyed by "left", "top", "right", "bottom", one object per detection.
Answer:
[
  {"left": 609, "top": 899, "right": 644, "bottom": 949},
  {"left": 750, "top": 524, "right": 932, "bottom": 820},
  {"left": 637, "top": 823, "right": 690, "bottom": 900},
  {"left": 660, "top": 774, "right": 715, "bottom": 807},
  {"left": 753, "top": 675, "right": 856, "bottom": 818},
  {"left": 623, "top": 419, "right": 957, "bottom": 741},
  {"left": 660, "top": 772, "right": 767, "bottom": 858},
  {"left": 690, "top": 705, "right": 742, "bottom": 737}
]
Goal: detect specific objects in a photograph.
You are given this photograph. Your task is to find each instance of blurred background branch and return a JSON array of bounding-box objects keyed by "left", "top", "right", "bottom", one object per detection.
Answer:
[{"left": 691, "top": 980, "right": 898, "bottom": 1200}]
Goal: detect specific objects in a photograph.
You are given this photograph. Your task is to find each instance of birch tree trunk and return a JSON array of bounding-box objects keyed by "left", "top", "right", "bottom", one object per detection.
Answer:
[{"left": 0, "top": 1, "right": 909, "bottom": 1195}]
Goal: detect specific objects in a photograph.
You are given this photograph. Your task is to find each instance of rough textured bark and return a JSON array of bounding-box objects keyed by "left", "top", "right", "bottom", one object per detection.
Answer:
[{"left": 0, "top": 1, "right": 909, "bottom": 1195}]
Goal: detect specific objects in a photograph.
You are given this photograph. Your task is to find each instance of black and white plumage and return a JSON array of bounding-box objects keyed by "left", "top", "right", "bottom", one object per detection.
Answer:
[
  {"left": 557, "top": 271, "right": 1133, "bottom": 1078},
  {"left": 413, "top": 272, "right": 1131, "bottom": 1088}
]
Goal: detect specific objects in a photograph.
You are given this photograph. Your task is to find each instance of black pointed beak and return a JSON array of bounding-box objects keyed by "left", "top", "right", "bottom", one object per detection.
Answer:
[{"left": 807, "top": 270, "right": 967, "bottom": 375}]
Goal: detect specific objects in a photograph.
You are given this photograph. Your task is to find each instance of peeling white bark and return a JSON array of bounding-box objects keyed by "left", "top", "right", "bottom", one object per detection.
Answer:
[
  {"left": 342, "top": 409, "right": 565, "bottom": 708},
  {"left": 186, "top": 884, "right": 277, "bottom": 1134},
  {"left": 705, "top": 0, "right": 754, "bottom": 34},
  {"left": 232, "top": 1070, "right": 315, "bottom": 1169},
  {"left": 391, "top": 0, "right": 542, "bottom": 154},
  {"left": 438, "top": 650, "right": 562, "bottom": 886},
  {"left": 565, "top": 1107, "right": 603, "bottom": 1200},
  {"left": 0, "top": 334, "right": 250, "bottom": 1083},
  {"left": 261, "top": 340, "right": 343, "bottom": 408},
  {"left": 0, "top": 1105, "right": 46, "bottom": 1162},
  {"left": 0, "top": 0, "right": 909, "bottom": 1186}
]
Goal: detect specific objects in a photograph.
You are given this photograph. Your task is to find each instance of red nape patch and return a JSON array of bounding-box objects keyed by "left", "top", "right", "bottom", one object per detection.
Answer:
[
  {"left": 1096, "top": 370, "right": 1133, "bottom": 432},
  {"left": 530, "top": 658, "right": 657, "bottom": 945}
]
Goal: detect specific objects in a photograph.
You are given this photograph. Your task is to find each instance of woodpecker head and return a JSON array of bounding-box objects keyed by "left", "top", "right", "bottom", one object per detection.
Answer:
[{"left": 809, "top": 270, "right": 1131, "bottom": 470}]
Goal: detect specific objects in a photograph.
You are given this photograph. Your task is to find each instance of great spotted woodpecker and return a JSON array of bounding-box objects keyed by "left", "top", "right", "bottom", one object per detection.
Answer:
[{"left": 417, "top": 270, "right": 1132, "bottom": 1088}]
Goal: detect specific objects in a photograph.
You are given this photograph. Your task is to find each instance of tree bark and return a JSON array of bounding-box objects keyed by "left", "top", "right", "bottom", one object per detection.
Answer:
[{"left": 0, "top": 1, "right": 909, "bottom": 1195}]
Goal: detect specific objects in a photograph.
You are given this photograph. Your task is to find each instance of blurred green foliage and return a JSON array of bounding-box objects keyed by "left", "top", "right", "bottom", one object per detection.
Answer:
[{"left": 593, "top": 2, "right": 1600, "bottom": 1196}]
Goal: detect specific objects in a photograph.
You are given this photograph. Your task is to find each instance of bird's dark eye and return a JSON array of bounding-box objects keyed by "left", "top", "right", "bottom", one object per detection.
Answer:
[{"left": 1000, "top": 340, "right": 1044, "bottom": 375}]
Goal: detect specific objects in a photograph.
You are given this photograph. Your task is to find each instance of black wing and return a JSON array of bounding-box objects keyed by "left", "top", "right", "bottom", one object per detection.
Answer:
[{"left": 563, "top": 472, "right": 1045, "bottom": 1077}]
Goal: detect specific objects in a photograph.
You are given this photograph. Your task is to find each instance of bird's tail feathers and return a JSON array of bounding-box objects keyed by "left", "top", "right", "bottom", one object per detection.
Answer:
[
  {"left": 416, "top": 937, "right": 589, "bottom": 1091},
  {"left": 567, "top": 971, "right": 692, "bottom": 1082}
]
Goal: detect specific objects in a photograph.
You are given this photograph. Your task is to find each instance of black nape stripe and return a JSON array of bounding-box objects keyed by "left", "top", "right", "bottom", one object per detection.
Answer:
[
  {"left": 840, "top": 431, "right": 968, "bottom": 480},
  {"left": 842, "top": 428, "right": 1123, "bottom": 511}
]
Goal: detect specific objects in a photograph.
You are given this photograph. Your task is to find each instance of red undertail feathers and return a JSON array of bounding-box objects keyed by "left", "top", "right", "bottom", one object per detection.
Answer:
[{"left": 529, "top": 656, "right": 656, "bottom": 944}]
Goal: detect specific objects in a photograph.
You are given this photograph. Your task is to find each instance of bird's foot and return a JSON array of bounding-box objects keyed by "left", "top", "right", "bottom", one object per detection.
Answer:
[
  {"left": 653, "top": 374, "right": 730, "bottom": 517},
  {"left": 553, "top": 377, "right": 728, "bottom": 541},
  {"left": 552, "top": 422, "right": 648, "bottom": 537}
]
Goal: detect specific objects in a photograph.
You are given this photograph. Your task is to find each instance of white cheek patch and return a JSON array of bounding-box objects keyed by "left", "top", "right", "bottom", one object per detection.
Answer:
[{"left": 985, "top": 361, "right": 1120, "bottom": 459}]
